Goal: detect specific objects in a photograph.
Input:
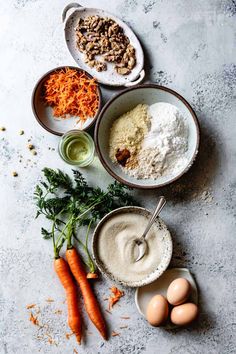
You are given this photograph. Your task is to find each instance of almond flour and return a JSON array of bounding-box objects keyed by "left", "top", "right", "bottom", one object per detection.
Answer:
[{"left": 109, "top": 104, "right": 150, "bottom": 168}]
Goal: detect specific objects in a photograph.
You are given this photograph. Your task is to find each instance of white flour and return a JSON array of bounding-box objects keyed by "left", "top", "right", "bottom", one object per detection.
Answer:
[{"left": 129, "top": 102, "right": 189, "bottom": 179}]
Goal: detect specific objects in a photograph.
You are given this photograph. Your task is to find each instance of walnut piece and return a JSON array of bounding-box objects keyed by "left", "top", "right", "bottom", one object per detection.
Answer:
[{"left": 76, "top": 15, "right": 136, "bottom": 75}]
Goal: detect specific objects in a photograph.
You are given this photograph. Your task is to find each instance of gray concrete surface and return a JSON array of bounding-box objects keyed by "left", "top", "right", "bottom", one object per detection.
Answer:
[{"left": 0, "top": 0, "right": 235, "bottom": 353}]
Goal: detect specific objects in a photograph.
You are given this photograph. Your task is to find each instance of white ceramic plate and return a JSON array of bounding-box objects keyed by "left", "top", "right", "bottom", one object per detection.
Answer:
[
  {"left": 95, "top": 84, "right": 200, "bottom": 189},
  {"left": 62, "top": 3, "right": 145, "bottom": 87},
  {"left": 135, "top": 267, "right": 198, "bottom": 328},
  {"left": 92, "top": 206, "right": 173, "bottom": 288}
]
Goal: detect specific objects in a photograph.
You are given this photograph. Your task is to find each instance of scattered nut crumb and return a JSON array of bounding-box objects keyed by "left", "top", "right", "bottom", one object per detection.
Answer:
[
  {"left": 32, "top": 150, "right": 37, "bottom": 155},
  {"left": 119, "top": 325, "right": 128, "bottom": 329},
  {"left": 19, "top": 130, "right": 24, "bottom": 135},
  {"left": 0, "top": 127, "right": 6, "bottom": 131},
  {"left": 201, "top": 190, "right": 213, "bottom": 203},
  {"left": 46, "top": 298, "right": 54, "bottom": 303},
  {"left": 66, "top": 332, "right": 73, "bottom": 340},
  {"left": 12, "top": 171, "right": 18, "bottom": 177},
  {"left": 28, "top": 144, "right": 34, "bottom": 150},
  {"left": 54, "top": 309, "right": 62, "bottom": 315}
]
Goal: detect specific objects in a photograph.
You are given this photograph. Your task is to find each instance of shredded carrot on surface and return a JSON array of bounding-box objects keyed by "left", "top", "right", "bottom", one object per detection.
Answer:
[
  {"left": 26, "top": 304, "right": 36, "bottom": 309},
  {"left": 120, "top": 316, "right": 130, "bottom": 320},
  {"left": 29, "top": 312, "right": 39, "bottom": 326},
  {"left": 111, "top": 331, "right": 120, "bottom": 337},
  {"left": 65, "top": 332, "right": 73, "bottom": 340},
  {"left": 73, "top": 349, "right": 79, "bottom": 354},
  {"left": 108, "top": 286, "right": 124, "bottom": 310},
  {"left": 43, "top": 68, "right": 99, "bottom": 121}
]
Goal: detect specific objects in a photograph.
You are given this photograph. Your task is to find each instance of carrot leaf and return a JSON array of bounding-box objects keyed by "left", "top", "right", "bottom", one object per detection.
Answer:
[{"left": 34, "top": 168, "right": 137, "bottom": 267}]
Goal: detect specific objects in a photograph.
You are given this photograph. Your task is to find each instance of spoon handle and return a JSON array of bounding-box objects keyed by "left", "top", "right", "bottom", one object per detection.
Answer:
[{"left": 140, "top": 196, "right": 166, "bottom": 240}]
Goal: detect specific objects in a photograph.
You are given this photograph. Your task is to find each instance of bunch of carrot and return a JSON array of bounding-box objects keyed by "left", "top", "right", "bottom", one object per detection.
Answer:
[
  {"left": 34, "top": 168, "right": 136, "bottom": 343},
  {"left": 55, "top": 248, "right": 106, "bottom": 343}
]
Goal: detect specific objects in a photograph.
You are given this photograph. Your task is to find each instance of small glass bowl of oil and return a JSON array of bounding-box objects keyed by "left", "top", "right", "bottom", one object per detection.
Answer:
[{"left": 58, "top": 130, "right": 95, "bottom": 167}]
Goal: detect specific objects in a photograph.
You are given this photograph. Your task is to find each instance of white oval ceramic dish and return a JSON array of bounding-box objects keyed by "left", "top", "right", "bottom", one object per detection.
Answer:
[
  {"left": 95, "top": 84, "right": 200, "bottom": 189},
  {"left": 32, "top": 66, "right": 102, "bottom": 136},
  {"left": 62, "top": 3, "right": 145, "bottom": 87},
  {"left": 135, "top": 267, "right": 198, "bottom": 329},
  {"left": 92, "top": 206, "right": 173, "bottom": 287}
]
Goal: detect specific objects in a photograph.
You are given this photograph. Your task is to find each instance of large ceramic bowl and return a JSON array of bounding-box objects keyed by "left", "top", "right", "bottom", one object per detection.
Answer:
[
  {"left": 32, "top": 66, "right": 102, "bottom": 136},
  {"left": 92, "top": 206, "right": 173, "bottom": 287},
  {"left": 95, "top": 84, "right": 200, "bottom": 189}
]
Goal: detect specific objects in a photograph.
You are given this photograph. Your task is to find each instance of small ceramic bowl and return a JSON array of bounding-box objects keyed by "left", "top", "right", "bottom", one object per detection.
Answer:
[
  {"left": 92, "top": 206, "right": 173, "bottom": 287},
  {"left": 95, "top": 84, "right": 200, "bottom": 189},
  {"left": 58, "top": 130, "right": 95, "bottom": 166},
  {"left": 32, "top": 66, "right": 102, "bottom": 136},
  {"left": 135, "top": 267, "right": 198, "bottom": 329}
]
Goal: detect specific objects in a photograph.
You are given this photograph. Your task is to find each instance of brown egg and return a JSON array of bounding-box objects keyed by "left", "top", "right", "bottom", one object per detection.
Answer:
[
  {"left": 167, "top": 278, "right": 191, "bottom": 305},
  {"left": 146, "top": 294, "right": 169, "bottom": 326},
  {"left": 170, "top": 303, "right": 198, "bottom": 325}
]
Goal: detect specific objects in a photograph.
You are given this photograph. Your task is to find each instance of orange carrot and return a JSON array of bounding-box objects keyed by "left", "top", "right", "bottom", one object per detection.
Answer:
[
  {"left": 108, "top": 286, "right": 124, "bottom": 310},
  {"left": 54, "top": 257, "right": 82, "bottom": 344},
  {"left": 66, "top": 248, "right": 107, "bottom": 340}
]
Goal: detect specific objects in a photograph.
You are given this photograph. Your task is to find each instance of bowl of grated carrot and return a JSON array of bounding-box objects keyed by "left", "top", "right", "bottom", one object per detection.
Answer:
[{"left": 32, "top": 66, "right": 102, "bottom": 136}]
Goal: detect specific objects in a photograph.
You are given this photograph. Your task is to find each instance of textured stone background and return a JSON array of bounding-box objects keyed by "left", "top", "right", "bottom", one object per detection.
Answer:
[{"left": 0, "top": 0, "right": 235, "bottom": 353}]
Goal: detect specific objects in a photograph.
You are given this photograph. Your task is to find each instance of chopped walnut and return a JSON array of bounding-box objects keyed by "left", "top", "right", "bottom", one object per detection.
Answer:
[{"left": 76, "top": 15, "right": 136, "bottom": 75}]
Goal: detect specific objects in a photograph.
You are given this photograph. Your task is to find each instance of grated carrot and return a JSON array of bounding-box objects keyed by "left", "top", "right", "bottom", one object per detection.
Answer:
[
  {"left": 108, "top": 286, "right": 124, "bottom": 310},
  {"left": 26, "top": 304, "right": 36, "bottom": 309},
  {"left": 111, "top": 331, "right": 120, "bottom": 337},
  {"left": 43, "top": 68, "right": 99, "bottom": 122},
  {"left": 29, "top": 312, "right": 39, "bottom": 326}
]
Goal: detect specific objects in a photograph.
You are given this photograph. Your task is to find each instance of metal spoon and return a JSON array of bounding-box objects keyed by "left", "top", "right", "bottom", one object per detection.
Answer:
[{"left": 134, "top": 196, "right": 166, "bottom": 262}]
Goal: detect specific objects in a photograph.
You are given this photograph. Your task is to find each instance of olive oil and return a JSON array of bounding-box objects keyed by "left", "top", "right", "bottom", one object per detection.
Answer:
[{"left": 59, "top": 130, "right": 94, "bottom": 166}]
